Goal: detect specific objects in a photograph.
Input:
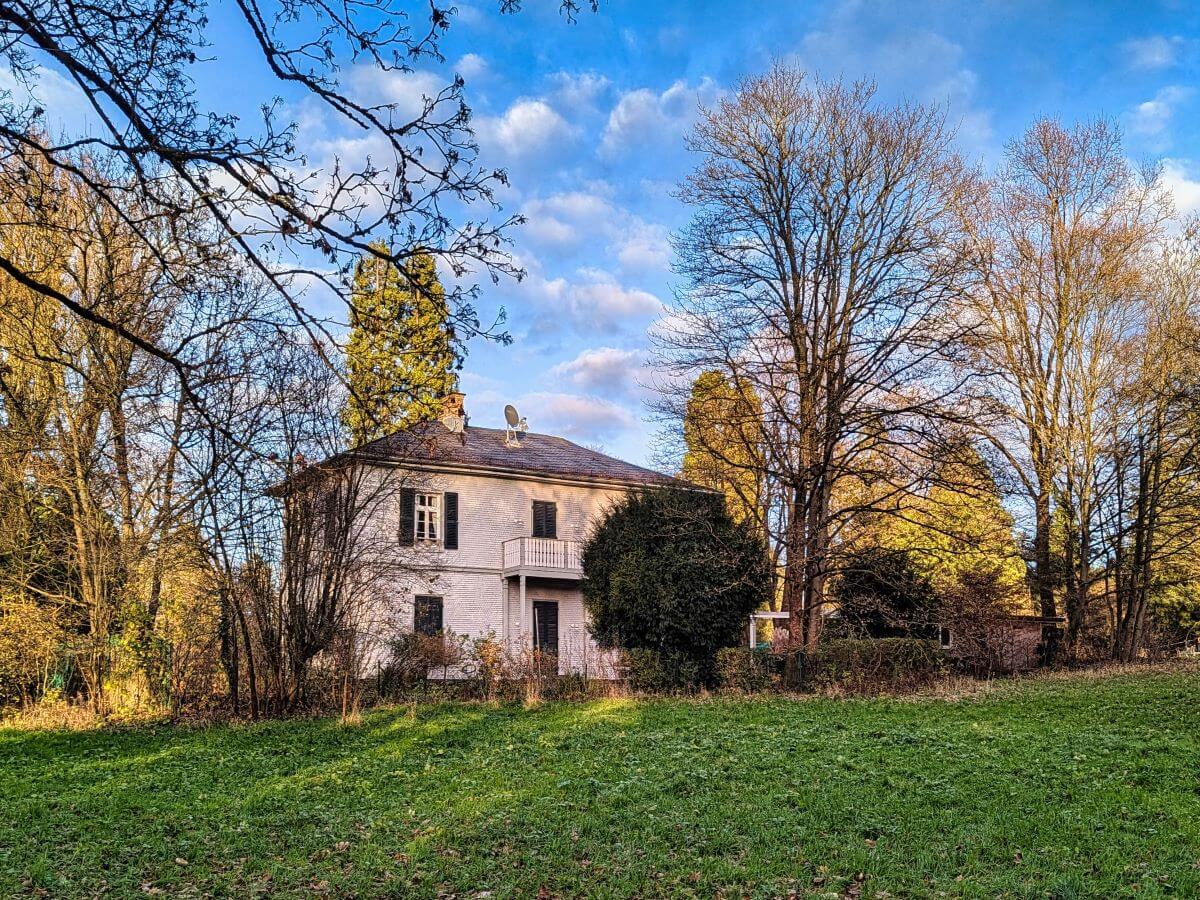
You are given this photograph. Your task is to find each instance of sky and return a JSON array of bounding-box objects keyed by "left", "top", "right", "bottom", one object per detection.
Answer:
[{"left": 28, "top": 0, "right": 1200, "bottom": 468}]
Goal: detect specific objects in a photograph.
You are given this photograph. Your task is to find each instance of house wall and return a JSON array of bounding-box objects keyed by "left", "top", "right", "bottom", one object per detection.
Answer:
[
  {"left": 998, "top": 622, "right": 1047, "bottom": 672},
  {"left": 364, "top": 464, "right": 630, "bottom": 674}
]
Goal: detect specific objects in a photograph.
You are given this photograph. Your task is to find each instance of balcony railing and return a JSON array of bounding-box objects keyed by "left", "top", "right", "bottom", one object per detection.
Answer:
[{"left": 502, "top": 537, "right": 583, "bottom": 575}]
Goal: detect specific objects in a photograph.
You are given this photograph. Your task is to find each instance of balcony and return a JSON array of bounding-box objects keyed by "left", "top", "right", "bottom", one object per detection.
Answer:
[{"left": 502, "top": 537, "right": 583, "bottom": 579}]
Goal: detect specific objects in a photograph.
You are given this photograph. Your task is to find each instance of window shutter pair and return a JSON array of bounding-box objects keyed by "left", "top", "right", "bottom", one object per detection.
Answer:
[
  {"left": 399, "top": 487, "right": 458, "bottom": 549},
  {"left": 532, "top": 501, "right": 557, "bottom": 539}
]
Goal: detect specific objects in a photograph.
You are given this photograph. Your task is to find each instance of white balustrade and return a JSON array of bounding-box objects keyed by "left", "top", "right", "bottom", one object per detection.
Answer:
[{"left": 501, "top": 537, "right": 582, "bottom": 573}]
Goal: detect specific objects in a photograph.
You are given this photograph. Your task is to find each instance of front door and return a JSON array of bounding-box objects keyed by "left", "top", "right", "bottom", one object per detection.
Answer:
[{"left": 533, "top": 600, "right": 559, "bottom": 657}]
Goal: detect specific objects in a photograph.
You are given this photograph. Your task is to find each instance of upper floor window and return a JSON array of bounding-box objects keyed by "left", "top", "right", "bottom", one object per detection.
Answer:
[
  {"left": 415, "top": 492, "right": 440, "bottom": 542},
  {"left": 532, "top": 500, "right": 557, "bottom": 539}
]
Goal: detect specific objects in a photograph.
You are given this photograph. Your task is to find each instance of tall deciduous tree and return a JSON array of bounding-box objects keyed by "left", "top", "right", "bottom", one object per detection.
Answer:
[
  {"left": 959, "top": 118, "right": 1164, "bottom": 650},
  {"left": 342, "top": 245, "right": 461, "bottom": 445},
  {"left": 1104, "top": 225, "right": 1200, "bottom": 660},
  {"left": 657, "top": 65, "right": 972, "bottom": 651}
]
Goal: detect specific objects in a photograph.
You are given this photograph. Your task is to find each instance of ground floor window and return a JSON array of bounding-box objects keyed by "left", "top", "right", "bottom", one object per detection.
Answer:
[
  {"left": 939, "top": 626, "right": 953, "bottom": 649},
  {"left": 414, "top": 595, "right": 444, "bottom": 636}
]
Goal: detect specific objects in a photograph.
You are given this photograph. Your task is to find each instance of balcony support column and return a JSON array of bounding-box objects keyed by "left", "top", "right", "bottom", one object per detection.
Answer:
[
  {"left": 501, "top": 575, "right": 510, "bottom": 641},
  {"left": 519, "top": 574, "right": 527, "bottom": 643}
]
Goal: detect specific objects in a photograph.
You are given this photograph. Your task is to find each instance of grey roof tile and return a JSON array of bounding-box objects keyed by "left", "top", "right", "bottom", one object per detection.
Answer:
[{"left": 352, "top": 422, "right": 684, "bottom": 488}]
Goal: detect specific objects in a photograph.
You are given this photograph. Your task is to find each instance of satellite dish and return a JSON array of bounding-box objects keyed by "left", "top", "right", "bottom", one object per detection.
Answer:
[{"left": 503, "top": 404, "right": 528, "bottom": 447}]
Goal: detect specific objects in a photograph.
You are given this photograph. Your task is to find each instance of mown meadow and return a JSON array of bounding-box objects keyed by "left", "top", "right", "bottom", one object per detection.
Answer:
[{"left": 3, "top": 665, "right": 1198, "bottom": 898}]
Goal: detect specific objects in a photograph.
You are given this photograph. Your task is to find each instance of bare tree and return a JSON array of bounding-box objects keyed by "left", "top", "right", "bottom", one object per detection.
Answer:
[
  {"left": 0, "top": 144, "right": 253, "bottom": 709},
  {"left": 0, "top": 0, "right": 593, "bottom": 416},
  {"left": 1103, "top": 224, "right": 1200, "bottom": 660},
  {"left": 655, "top": 66, "right": 973, "bottom": 652},
  {"left": 958, "top": 118, "right": 1165, "bottom": 653}
]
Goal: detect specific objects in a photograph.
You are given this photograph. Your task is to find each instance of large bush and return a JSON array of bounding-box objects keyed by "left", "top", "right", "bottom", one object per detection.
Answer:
[
  {"left": 582, "top": 488, "right": 771, "bottom": 686},
  {"left": 715, "top": 646, "right": 780, "bottom": 692}
]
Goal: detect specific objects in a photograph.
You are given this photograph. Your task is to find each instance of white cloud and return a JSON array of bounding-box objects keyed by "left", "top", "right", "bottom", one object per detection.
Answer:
[
  {"left": 1162, "top": 159, "right": 1200, "bottom": 217},
  {"left": 346, "top": 67, "right": 448, "bottom": 120},
  {"left": 600, "top": 78, "right": 721, "bottom": 157},
  {"left": 518, "top": 189, "right": 673, "bottom": 273},
  {"left": 0, "top": 64, "right": 93, "bottom": 132},
  {"left": 477, "top": 98, "right": 578, "bottom": 159},
  {"left": 518, "top": 392, "right": 637, "bottom": 442},
  {"left": 521, "top": 190, "right": 617, "bottom": 248},
  {"left": 1128, "top": 85, "right": 1193, "bottom": 146},
  {"left": 456, "top": 53, "right": 488, "bottom": 80},
  {"left": 1122, "top": 36, "right": 1182, "bottom": 71},
  {"left": 533, "top": 269, "right": 664, "bottom": 333},
  {"left": 616, "top": 222, "right": 671, "bottom": 272},
  {"left": 548, "top": 71, "right": 611, "bottom": 112},
  {"left": 551, "top": 347, "right": 646, "bottom": 396}
]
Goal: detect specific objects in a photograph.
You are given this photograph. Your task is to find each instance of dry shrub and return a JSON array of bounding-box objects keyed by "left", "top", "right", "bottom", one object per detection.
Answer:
[{"left": 808, "top": 638, "right": 947, "bottom": 694}]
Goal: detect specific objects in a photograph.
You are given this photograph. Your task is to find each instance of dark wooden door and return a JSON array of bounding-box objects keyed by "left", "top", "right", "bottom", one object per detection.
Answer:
[{"left": 533, "top": 600, "right": 559, "bottom": 656}]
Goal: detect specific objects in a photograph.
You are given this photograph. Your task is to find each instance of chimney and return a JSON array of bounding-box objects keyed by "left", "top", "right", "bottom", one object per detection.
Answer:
[
  {"left": 440, "top": 392, "right": 466, "bottom": 419},
  {"left": 438, "top": 392, "right": 467, "bottom": 439}
]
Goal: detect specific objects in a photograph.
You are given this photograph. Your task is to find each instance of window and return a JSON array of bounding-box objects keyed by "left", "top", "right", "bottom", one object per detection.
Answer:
[
  {"left": 414, "top": 595, "right": 443, "bottom": 637},
  {"left": 532, "top": 500, "right": 557, "bottom": 539},
  {"left": 939, "top": 626, "right": 953, "bottom": 650},
  {"left": 415, "top": 493, "right": 440, "bottom": 542}
]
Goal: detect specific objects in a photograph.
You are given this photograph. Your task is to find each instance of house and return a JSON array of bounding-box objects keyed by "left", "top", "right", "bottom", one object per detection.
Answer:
[
  {"left": 281, "top": 394, "right": 682, "bottom": 676},
  {"left": 938, "top": 614, "right": 1065, "bottom": 673}
]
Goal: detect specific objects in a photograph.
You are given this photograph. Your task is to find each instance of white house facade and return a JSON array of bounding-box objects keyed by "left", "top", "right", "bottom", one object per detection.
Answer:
[{"left": 294, "top": 396, "right": 682, "bottom": 676}]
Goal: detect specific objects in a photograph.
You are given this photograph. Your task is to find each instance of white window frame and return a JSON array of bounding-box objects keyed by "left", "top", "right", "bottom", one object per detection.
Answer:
[{"left": 415, "top": 492, "right": 441, "bottom": 543}]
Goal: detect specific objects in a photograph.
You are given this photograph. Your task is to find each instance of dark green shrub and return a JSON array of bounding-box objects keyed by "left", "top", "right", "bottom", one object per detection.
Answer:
[
  {"left": 808, "top": 638, "right": 946, "bottom": 693},
  {"left": 715, "top": 647, "right": 780, "bottom": 692},
  {"left": 623, "top": 648, "right": 705, "bottom": 693},
  {"left": 831, "top": 547, "right": 939, "bottom": 639},
  {"left": 583, "top": 488, "right": 772, "bottom": 688}
]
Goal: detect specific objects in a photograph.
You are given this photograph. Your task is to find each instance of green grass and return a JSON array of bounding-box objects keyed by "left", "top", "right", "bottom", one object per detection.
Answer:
[{"left": 2, "top": 668, "right": 1199, "bottom": 898}]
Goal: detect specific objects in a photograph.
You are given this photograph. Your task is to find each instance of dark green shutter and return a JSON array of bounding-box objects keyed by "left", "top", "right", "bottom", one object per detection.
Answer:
[
  {"left": 398, "top": 487, "right": 415, "bottom": 546},
  {"left": 443, "top": 492, "right": 459, "bottom": 549},
  {"left": 532, "top": 501, "right": 557, "bottom": 539}
]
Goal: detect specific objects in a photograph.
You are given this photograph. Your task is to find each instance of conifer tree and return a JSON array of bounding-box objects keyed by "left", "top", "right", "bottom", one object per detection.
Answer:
[
  {"left": 681, "top": 370, "right": 764, "bottom": 526},
  {"left": 342, "top": 243, "right": 460, "bottom": 445}
]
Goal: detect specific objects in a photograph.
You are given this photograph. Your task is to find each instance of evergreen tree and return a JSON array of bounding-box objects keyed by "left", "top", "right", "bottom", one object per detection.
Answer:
[
  {"left": 582, "top": 488, "right": 771, "bottom": 686},
  {"left": 342, "top": 244, "right": 460, "bottom": 445},
  {"left": 681, "top": 370, "right": 764, "bottom": 525},
  {"left": 885, "top": 447, "right": 1028, "bottom": 607}
]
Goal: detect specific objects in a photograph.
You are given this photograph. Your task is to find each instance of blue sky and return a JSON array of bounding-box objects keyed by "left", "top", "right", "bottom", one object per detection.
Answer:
[{"left": 28, "top": 1, "right": 1200, "bottom": 467}]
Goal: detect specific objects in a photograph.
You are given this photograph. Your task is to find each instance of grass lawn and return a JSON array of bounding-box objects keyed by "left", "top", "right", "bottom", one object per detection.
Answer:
[{"left": 2, "top": 667, "right": 1199, "bottom": 898}]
